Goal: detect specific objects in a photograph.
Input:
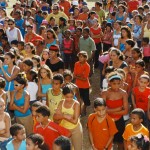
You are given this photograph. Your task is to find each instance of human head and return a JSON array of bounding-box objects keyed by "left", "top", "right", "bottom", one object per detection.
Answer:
[
  {"left": 64, "top": 29, "right": 71, "bottom": 38},
  {"left": 131, "top": 48, "right": 142, "bottom": 59},
  {"left": 36, "top": 105, "right": 50, "bottom": 123},
  {"left": 110, "top": 48, "right": 124, "bottom": 61},
  {"left": 118, "top": 4, "right": 126, "bottom": 13},
  {"left": 142, "top": 37, "right": 149, "bottom": 46},
  {"left": 77, "top": 51, "right": 88, "bottom": 62},
  {"left": 18, "top": 41, "right": 25, "bottom": 50},
  {"left": 27, "top": 133, "right": 49, "bottom": 150},
  {"left": 49, "top": 44, "right": 60, "bottom": 58},
  {"left": 63, "top": 69, "right": 73, "bottom": 84},
  {"left": 38, "top": 64, "right": 53, "bottom": 79},
  {"left": 26, "top": 69, "right": 38, "bottom": 82},
  {"left": 14, "top": 72, "right": 28, "bottom": 89},
  {"left": 32, "top": 55, "right": 41, "bottom": 69},
  {"left": 135, "top": 59, "right": 145, "bottom": 71},
  {"left": 53, "top": 136, "right": 71, "bottom": 150},
  {"left": 83, "top": 27, "right": 90, "bottom": 38},
  {"left": 0, "top": 98, "right": 6, "bottom": 112},
  {"left": 125, "top": 39, "right": 135, "bottom": 50},
  {"left": 62, "top": 84, "right": 74, "bottom": 96},
  {"left": 23, "top": 58, "right": 34, "bottom": 72},
  {"left": 121, "top": 26, "right": 132, "bottom": 39},
  {"left": 4, "top": 52, "right": 16, "bottom": 65},
  {"left": 52, "top": 74, "right": 64, "bottom": 90},
  {"left": 8, "top": 19, "right": 15, "bottom": 29},
  {"left": 138, "top": 74, "right": 150, "bottom": 89},
  {"left": 135, "top": 14, "right": 143, "bottom": 23},
  {"left": 25, "top": 42, "right": 36, "bottom": 55},
  {"left": 31, "top": 101, "right": 43, "bottom": 116},
  {"left": 116, "top": 68, "right": 126, "bottom": 80},
  {"left": 114, "top": 21, "right": 121, "bottom": 30},
  {"left": 10, "top": 123, "right": 26, "bottom": 141},
  {"left": 129, "top": 134, "right": 149, "bottom": 150},
  {"left": 105, "top": 66, "right": 115, "bottom": 76},
  {"left": 0, "top": 77, "right": 6, "bottom": 89},
  {"left": 131, "top": 108, "right": 145, "bottom": 126},
  {"left": 76, "top": 27, "right": 82, "bottom": 36}
]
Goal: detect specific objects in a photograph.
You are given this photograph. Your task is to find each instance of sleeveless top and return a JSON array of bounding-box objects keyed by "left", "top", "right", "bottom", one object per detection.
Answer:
[
  {"left": 46, "top": 39, "right": 57, "bottom": 49},
  {"left": 106, "top": 99, "right": 123, "bottom": 120},
  {"left": 109, "top": 60, "right": 128, "bottom": 69},
  {"left": 63, "top": 38, "right": 72, "bottom": 54},
  {"left": 113, "top": 30, "right": 121, "bottom": 47},
  {"left": 40, "top": 79, "right": 52, "bottom": 100},
  {"left": 116, "top": 13, "right": 124, "bottom": 21},
  {"left": 47, "top": 88, "right": 63, "bottom": 120},
  {"left": 120, "top": 43, "right": 126, "bottom": 52},
  {"left": 144, "top": 23, "right": 150, "bottom": 43},
  {"left": 0, "top": 65, "right": 15, "bottom": 91},
  {"left": 133, "top": 24, "right": 142, "bottom": 40},
  {"left": 60, "top": 100, "right": 78, "bottom": 129},
  {"left": 14, "top": 90, "right": 31, "bottom": 117}
]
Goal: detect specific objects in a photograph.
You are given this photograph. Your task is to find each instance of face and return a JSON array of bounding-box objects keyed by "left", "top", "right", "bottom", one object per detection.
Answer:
[
  {"left": 27, "top": 27, "right": 33, "bottom": 33},
  {"left": 52, "top": 7, "right": 58, "bottom": 14},
  {"left": 76, "top": 29, "right": 82, "bottom": 36},
  {"left": 23, "top": 63, "right": 32, "bottom": 72},
  {"left": 47, "top": 32, "right": 53, "bottom": 39},
  {"left": 64, "top": 75, "right": 72, "bottom": 84},
  {"left": 135, "top": 64, "right": 143, "bottom": 73},
  {"left": 52, "top": 80, "right": 61, "bottom": 90},
  {"left": 131, "top": 114, "right": 142, "bottom": 126},
  {"left": 26, "top": 138, "right": 37, "bottom": 150},
  {"left": 110, "top": 51, "right": 119, "bottom": 61},
  {"left": 94, "top": 106, "right": 106, "bottom": 118},
  {"left": 36, "top": 113, "right": 45, "bottom": 123},
  {"left": 118, "top": 6, "right": 124, "bottom": 12},
  {"left": 15, "top": 128, "right": 26, "bottom": 141},
  {"left": 25, "top": 45, "right": 32, "bottom": 53},
  {"left": 18, "top": 44, "right": 24, "bottom": 50},
  {"left": 65, "top": 31, "right": 71, "bottom": 38},
  {"left": 135, "top": 16, "right": 141, "bottom": 23},
  {"left": 0, "top": 9, "right": 6, "bottom": 16},
  {"left": 146, "top": 14, "right": 150, "bottom": 22},
  {"left": 40, "top": 68, "right": 48, "bottom": 78},
  {"left": 42, "top": 51, "right": 49, "bottom": 60},
  {"left": 138, "top": 78, "right": 149, "bottom": 89},
  {"left": 49, "top": 50, "right": 57, "bottom": 58},
  {"left": 52, "top": 143, "right": 61, "bottom": 150},
  {"left": 121, "top": 29, "right": 127, "bottom": 37},
  {"left": 131, "top": 50, "right": 139, "bottom": 59},
  {"left": 114, "top": 22, "right": 120, "bottom": 30},
  {"left": 78, "top": 55, "right": 86, "bottom": 63},
  {"left": 8, "top": 21, "right": 15, "bottom": 29},
  {"left": 0, "top": 101, "right": 5, "bottom": 113},
  {"left": 83, "top": 30, "right": 89, "bottom": 38},
  {"left": 14, "top": 81, "right": 24, "bottom": 91},
  {"left": 50, "top": 19, "right": 55, "bottom": 25},
  {"left": 128, "top": 141, "right": 139, "bottom": 150},
  {"left": 31, "top": 106, "right": 38, "bottom": 116},
  {"left": 64, "top": 93, "right": 74, "bottom": 101},
  {"left": 125, "top": 42, "right": 131, "bottom": 50},
  {"left": 32, "top": 59, "right": 39, "bottom": 67},
  {"left": 109, "top": 80, "right": 121, "bottom": 90},
  {"left": 4, "top": 55, "right": 14, "bottom": 65}
]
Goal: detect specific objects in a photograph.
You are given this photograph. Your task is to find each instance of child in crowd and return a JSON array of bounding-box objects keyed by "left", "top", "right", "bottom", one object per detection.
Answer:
[
  {"left": 73, "top": 51, "right": 90, "bottom": 115},
  {"left": 62, "top": 29, "right": 74, "bottom": 71},
  {"left": 34, "top": 105, "right": 71, "bottom": 150},
  {"left": 123, "top": 108, "right": 149, "bottom": 150},
  {"left": 53, "top": 136, "right": 71, "bottom": 150},
  {"left": 26, "top": 133, "right": 49, "bottom": 150},
  {"left": 54, "top": 84, "right": 82, "bottom": 150},
  {"left": 128, "top": 134, "right": 149, "bottom": 150},
  {"left": 141, "top": 37, "right": 150, "bottom": 70},
  {"left": 17, "top": 41, "right": 26, "bottom": 57},
  {"left": 32, "top": 55, "right": 41, "bottom": 71},
  {"left": 24, "top": 42, "right": 36, "bottom": 59},
  {"left": 40, "top": 49, "right": 49, "bottom": 65},
  {"left": 101, "top": 72, "right": 128, "bottom": 149},
  {"left": 9, "top": 73, "right": 33, "bottom": 136},
  {"left": 87, "top": 98, "right": 118, "bottom": 150},
  {"left": 6, "top": 123, "right": 26, "bottom": 150},
  {"left": 38, "top": 65, "right": 52, "bottom": 104},
  {"left": 26, "top": 69, "right": 38, "bottom": 106},
  {"left": 46, "top": 74, "right": 63, "bottom": 120},
  {"left": 68, "top": 19, "right": 76, "bottom": 35}
]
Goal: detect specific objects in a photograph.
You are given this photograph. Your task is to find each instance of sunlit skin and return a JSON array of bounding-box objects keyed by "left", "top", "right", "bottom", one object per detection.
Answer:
[
  {"left": 109, "top": 80, "right": 122, "bottom": 91},
  {"left": 138, "top": 78, "right": 149, "bottom": 90},
  {"left": 52, "top": 143, "right": 62, "bottom": 150},
  {"left": 52, "top": 80, "right": 62, "bottom": 91},
  {"left": 110, "top": 51, "right": 119, "bottom": 62},
  {"left": 40, "top": 68, "right": 48, "bottom": 79},
  {"left": 26, "top": 138, "right": 39, "bottom": 150},
  {"left": 94, "top": 106, "right": 107, "bottom": 118},
  {"left": 4, "top": 55, "right": 14, "bottom": 65},
  {"left": 130, "top": 114, "right": 143, "bottom": 129},
  {"left": 14, "top": 128, "right": 26, "bottom": 142},
  {"left": 128, "top": 141, "right": 139, "bottom": 150}
]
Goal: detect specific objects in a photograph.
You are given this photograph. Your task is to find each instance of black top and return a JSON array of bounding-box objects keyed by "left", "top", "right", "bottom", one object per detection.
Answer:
[
  {"left": 109, "top": 60, "right": 128, "bottom": 69},
  {"left": 46, "top": 58, "right": 64, "bottom": 72}
]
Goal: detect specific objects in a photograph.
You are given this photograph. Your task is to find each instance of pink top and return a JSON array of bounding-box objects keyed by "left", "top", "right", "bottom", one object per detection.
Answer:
[
  {"left": 143, "top": 45, "right": 150, "bottom": 57},
  {"left": 99, "top": 54, "right": 110, "bottom": 63},
  {"left": 63, "top": 38, "right": 73, "bottom": 54}
]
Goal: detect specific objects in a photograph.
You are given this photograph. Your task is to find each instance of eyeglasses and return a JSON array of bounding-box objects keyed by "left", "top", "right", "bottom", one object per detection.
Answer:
[
  {"left": 14, "top": 84, "right": 21, "bottom": 87},
  {"left": 8, "top": 24, "right": 13, "bottom": 25}
]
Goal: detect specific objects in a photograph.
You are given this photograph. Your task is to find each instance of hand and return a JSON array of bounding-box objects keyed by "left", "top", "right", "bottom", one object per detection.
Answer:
[
  {"left": 0, "top": 60, "right": 3, "bottom": 68},
  {"left": 92, "top": 145, "right": 98, "bottom": 150},
  {"left": 64, "top": 114, "right": 72, "bottom": 120}
]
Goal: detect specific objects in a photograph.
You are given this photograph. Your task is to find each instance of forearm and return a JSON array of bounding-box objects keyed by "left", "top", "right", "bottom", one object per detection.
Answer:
[{"left": 105, "top": 136, "right": 114, "bottom": 149}]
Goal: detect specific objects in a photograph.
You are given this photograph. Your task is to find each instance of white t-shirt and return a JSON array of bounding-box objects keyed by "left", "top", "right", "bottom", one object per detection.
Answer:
[{"left": 26, "top": 82, "right": 38, "bottom": 101}]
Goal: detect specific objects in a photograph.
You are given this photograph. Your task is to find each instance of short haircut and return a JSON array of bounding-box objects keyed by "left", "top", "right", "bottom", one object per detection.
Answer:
[
  {"left": 62, "top": 84, "right": 74, "bottom": 95},
  {"left": 77, "top": 51, "right": 88, "bottom": 59},
  {"left": 63, "top": 69, "right": 73, "bottom": 79},
  {"left": 83, "top": 27, "right": 90, "bottom": 33},
  {"left": 10, "top": 123, "right": 24, "bottom": 137},
  {"left": 76, "top": 27, "right": 82, "bottom": 32},
  {"left": 135, "top": 59, "right": 145, "bottom": 68},
  {"left": 53, "top": 74, "right": 64, "bottom": 84},
  {"left": 126, "top": 39, "right": 135, "bottom": 48},
  {"left": 23, "top": 58, "right": 34, "bottom": 68},
  {"left": 18, "top": 41, "right": 25, "bottom": 46},
  {"left": 11, "top": 40, "right": 18, "bottom": 45},
  {"left": 105, "top": 66, "right": 115, "bottom": 74},
  {"left": 32, "top": 101, "right": 43, "bottom": 108},
  {"left": 142, "top": 37, "right": 149, "bottom": 44},
  {"left": 131, "top": 108, "right": 145, "bottom": 120},
  {"left": 94, "top": 98, "right": 106, "bottom": 108},
  {"left": 54, "top": 136, "right": 71, "bottom": 150},
  {"left": 36, "top": 105, "right": 50, "bottom": 117}
]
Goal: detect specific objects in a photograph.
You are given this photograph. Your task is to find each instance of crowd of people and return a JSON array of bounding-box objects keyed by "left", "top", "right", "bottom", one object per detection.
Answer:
[{"left": 0, "top": 0, "right": 150, "bottom": 149}]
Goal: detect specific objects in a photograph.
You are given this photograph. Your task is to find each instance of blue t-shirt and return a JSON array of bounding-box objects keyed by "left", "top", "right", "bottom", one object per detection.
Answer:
[{"left": 6, "top": 140, "right": 26, "bottom": 150}]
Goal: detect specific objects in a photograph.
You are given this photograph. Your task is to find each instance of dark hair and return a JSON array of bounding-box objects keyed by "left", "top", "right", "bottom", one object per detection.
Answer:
[
  {"left": 95, "top": 2, "right": 102, "bottom": 7},
  {"left": 1, "top": 36, "right": 8, "bottom": 42},
  {"left": 47, "top": 28, "right": 58, "bottom": 39},
  {"left": 135, "top": 14, "right": 143, "bottom": 22},
  {"left": 139, "top": 74, "right": 150, "bottom": 82},
  {"left": 115, "top": 20, "right": 122, "bottom": 26},
  {"left": 110, "top": 48, "right": 125, "bottom": 61},
  {"left": 23, "top": 58, "right": 34, "bottom": 68},
  {"left": 25, "top": 42, "right": 36, "bottom": 55},
  {"left": 62, "top": 84, "right": 74, "bottom": 95},
  {"left": 63, "top": 69, "right": 73, "bottom": 79},
  {"left": 53, "top": 74, "right": 64, "bottom": 84},
  {"left": 27, "top": 134, "right": 49, "bottom": 150},
  {"left": 83, "top": 27, "right": 90, "bottom": 33},
  {"left": 105, "top": 66, "right": 115, "bottom": 74},
  {"left": 76, "top": 27, "right": 82, "bottom": 32},
  {"left": 132, "top": 48, "right": 142, "bottom": 58},
  {"left": 126, "top": 39, "right": 135, "bottom": 48},
  {"left": 59, "top": 17, "right": 67, "bottom": 26},
  {"left": 135, "top": 59, "right": 145, "bottom": 68},
  {"left": 54, "top": 136, "right": 71, "bottom": 150},
  {"left": 8, "top": 18, "right": 15, "bottom": 24},
  {"left": 118, "top": 4, "right": 126, "bottom": 12},
  {"left": 94, "top": 98, "right": 106, "bottom": 108},
  {"left": 5, "top": 52, "right": 16, "bottom": 65},
  {"left": 108, "top": 72, "right": 122, "bottom": 82},
  {"left": 53, "top": 26, "right": 59, "bottom": 32},
  {"left": 39, "top": 26, "right": 46, "bottom": 35},
  {"left": 88, "top": 11, "right": 96, "bottom": 19},
  {"left": 131, "top": 108, "right": 146, "bottom": 126},
  {"left": 144, "top": 4, "right": 149, "bottom": 9},
  {"left": 36, "top": 105, "right": 50, "bottom": 117},
  {"left": 11, "top": 40, "right": 18, "bottom": 46},
  {"left": 130, "top": 134, "right": 149, "bottom": 150},
  {"left": 28, "top": 69, "right": 38, "bottom": 83},
  {"left": 0, "top": 77, "right": 6, "bottom": 88},
  {"left": 18, "top": 41, "right": 25, "bottom": 47},
  {"left": 138, "top": 6, "right": 144, "bottom": 11},
  {"left": 10, "top": 123, "right": 24, "bottom": 136},
  {"left": 142, "top": 37, "right": 149, "bottom": 44},
  {"left": 14, "top": 72, "right": 28, "bottom": 87},
  {"left": 121, "top": 26, "right": 132, "bottom": 39},
  {"left": 32, "top": 101, "right": 43, "bottom": 108}
]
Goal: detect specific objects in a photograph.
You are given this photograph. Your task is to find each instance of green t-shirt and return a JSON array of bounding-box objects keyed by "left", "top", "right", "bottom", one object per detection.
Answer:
[{"left": 96, "top": 9, "right": 105, "bottom": 24}]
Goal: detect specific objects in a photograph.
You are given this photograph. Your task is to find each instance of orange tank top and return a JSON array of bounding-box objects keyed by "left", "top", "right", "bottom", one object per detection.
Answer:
[{"left": 106, "top": 99, "right": 123, "bottom": 120}]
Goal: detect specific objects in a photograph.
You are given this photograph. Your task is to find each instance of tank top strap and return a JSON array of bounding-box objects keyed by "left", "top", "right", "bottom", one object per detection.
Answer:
[
  {"left": 0, "top": 92, "right": 4, "bottom": 98},
  {"left": 71, "top": 101, "right": 76, "bottom": 109}
]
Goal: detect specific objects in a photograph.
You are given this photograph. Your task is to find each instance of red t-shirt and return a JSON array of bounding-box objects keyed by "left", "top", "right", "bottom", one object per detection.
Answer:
[
  {"left": 133, "top": 87, "right": 150, "bottom": 111},
  {"left": 34, "top": 121, "right": 70, "bottom": 149},
  {"left": 128, "top": 0, "right": 139, "bottom": 13},
  {"left": 90, "top": 27, "right": 102, "bottom": 44}
]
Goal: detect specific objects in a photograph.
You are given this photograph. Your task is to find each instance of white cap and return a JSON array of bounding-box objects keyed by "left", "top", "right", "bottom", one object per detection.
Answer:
[
  {"left": 72, "top": 1, "right": 78, "bottom": 6},
  {"left": 16, "top": 1, "right": 21, "bottom": 5}
]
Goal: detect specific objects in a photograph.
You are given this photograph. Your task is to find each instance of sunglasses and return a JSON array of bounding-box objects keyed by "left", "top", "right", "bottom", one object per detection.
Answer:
[{"left": 14, "top": 84, "right": 21, "bottom": 87}]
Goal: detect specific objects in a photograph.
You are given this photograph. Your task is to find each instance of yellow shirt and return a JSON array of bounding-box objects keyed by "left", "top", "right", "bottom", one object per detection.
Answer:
[
  {"left": 60, "top": 100, "right": 78, "bottom": 129},
  {"left": 47, "top": 88, "right": 63, "bottom": 120},
  {"left": 46, "top": 12, "right": 68, "bottom": 25}
]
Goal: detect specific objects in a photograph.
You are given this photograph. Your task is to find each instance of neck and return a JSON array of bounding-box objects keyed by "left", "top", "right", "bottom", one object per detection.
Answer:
[
  {"left": 17, "top": 89, "right": 24, "bottom": 93},
  {"left": 110, "top": 88, "right": 120, "bottom": 92},
  {"left": 41, "top": 119, "right": 49, "bottom": 126},
  {"left": 8, "top": 63, "right": 14, "bottom": 68},
  {"left": 139, "top": 86, "right": 146, "bottom": 91},
  {"left": 13, "top": 139, "right": 22, "bottom": 143},
  {"left": 133, "top": 124, "right": 142, "bottom": 130}
]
